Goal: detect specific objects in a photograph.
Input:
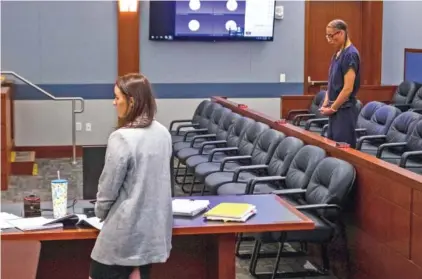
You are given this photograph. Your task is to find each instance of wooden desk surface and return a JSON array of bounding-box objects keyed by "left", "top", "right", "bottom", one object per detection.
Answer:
[{"left": 1, "top": 194, "right": 314, "bottom": 241}]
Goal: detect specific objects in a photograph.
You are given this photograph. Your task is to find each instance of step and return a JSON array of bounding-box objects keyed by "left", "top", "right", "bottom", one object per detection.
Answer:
[{"left": 10, "top": 151, "right": 37, "bottom": 176}]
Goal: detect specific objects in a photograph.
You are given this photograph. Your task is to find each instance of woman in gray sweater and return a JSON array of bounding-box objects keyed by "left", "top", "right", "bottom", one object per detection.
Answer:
[{"left": 89, "top": 73, "right": 173, "bottom": 279}]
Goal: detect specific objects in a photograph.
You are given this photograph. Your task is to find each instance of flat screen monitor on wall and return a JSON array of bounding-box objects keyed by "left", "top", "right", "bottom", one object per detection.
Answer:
[{"left": 149, "top": 0, "right": 276, "bottom": 42}]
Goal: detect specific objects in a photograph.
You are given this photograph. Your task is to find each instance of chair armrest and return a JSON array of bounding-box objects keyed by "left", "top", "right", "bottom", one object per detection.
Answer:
[
  {"left": 399, "top": 150, "right": 422, "bottom": 168},
  {"left": 356, "top": 135, "right": 386, "bottom": 150},
  {"left": 220, "top": 156, "right": 252, "bottom": 171},
  {"left": 292, "top": 114, "right": 316, "bottom": 126},
  {"left": 355, "top": 128, "right": 367, "bottom": 138},
  {"left": 247, "top": 176, "right": 286, "bottom": 194},
  {"left": 393, "top": 103, "right": 410, "bottom": 111},
  {"left": 233, "top": 165, "right": 268, "bottom": 181},
  {"left": 376, "top": 142, "right": 407, "bottom": 158},
  {"left": 321, "top": 124, "right": 329, "bottom": 136},
  {"left": 208, "top": 147, "right": 238, "bottom": 161},
  {"left": 271, "top": 188, "right": 306, "bottom": 196},
  {"left": 190, "top": 134, "right": 216, "bottom": 146},
  {"left": 286, "top": 109, "right": 309, "bottom": 120},
  {"left": 410, "top": 108, "right": 422, "bottom": 114},
  {"left": 304, "top": 117, "right": 329, "bottom": 130},
  {"left": 175, "top": 123, "right": 200, "bottom": 134},
  {"left": 199, "top": 140, "right": 227, "bottom": 154},
  {"left": 295, "top": 204, "right": 342, "bottom": 211},
  {"left": 183, "top": 128, "right": 209, "bottom": 141},
  {"left": 169, "top": 119, "right": 193, "bottom": 131}
]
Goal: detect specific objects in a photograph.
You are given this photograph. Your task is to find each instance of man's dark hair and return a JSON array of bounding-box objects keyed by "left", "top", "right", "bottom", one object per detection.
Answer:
[
  {"left": 327, "top": 19, "right": 349, "bottom": 48},
  {"left": 115, "top": 73, "right": 157, "bottom": 129}
]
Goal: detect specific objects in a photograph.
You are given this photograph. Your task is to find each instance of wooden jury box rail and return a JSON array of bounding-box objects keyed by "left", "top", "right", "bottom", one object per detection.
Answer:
[
  {"left": 212, "top": 96, "right": 422, "bottom": 279},
  {"left": 212, "top": 96, "right": 422, "bottom": 190}
]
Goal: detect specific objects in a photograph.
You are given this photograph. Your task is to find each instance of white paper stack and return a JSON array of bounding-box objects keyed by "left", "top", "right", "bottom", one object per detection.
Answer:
[
  {"left": 172, "top": 199, "right": 210, "bottom": 217},
  {"left": 6, "top": 217, "right": 63, "bottom": 231}
]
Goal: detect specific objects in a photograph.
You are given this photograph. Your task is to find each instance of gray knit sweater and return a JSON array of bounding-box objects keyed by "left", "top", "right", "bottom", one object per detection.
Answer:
[{"left": 91, "top": 121, "right": 173, "bottom": 266}]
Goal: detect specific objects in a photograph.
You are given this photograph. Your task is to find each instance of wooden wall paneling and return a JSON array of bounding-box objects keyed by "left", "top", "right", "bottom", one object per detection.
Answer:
[
  {"left": 1, "top": 87, "right": 12, "bottom": 191},
  {"left": 280, "top": 95, "right": 315, "bottom": 119},
  {"left": 117, "top": 0, "right": 140, "bottom": 76},
  {"left": 356, "top": 85, "right": 397, "bottom": 105},
  {"left": 411, "top": 190, "right": 422, "bottom": 267}
]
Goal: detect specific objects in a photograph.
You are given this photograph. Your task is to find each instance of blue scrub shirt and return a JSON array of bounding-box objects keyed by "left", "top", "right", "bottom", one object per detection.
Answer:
[{"left": 328, "top": 44, "right": 361, "bottom": 105}]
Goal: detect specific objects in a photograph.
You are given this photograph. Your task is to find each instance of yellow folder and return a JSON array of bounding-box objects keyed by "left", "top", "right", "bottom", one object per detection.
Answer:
[{"left": 204, "top": 202, "right": 256, "bottom": 220}]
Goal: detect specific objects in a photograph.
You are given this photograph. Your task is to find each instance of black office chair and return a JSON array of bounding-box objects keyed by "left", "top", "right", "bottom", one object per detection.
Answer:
[
  {"left": 214, "top": 136, "right": 304, "bottom": 196},
  {"left": 183, "top": 116, "right": 255, "bottom": 194},
  {"left": 286, "top": 91, "right": 326, "bottom": 127},
  {"left": 173, "top": 107, "right": 230, "bottom": 154},
  {"left": 192, "top": 122, "right": 270, "bottom": 194},
  {"left": 169, "top": 100, "right": 210, "bottom": 136},
  {"left": 249, "top": 157, "right": 356, "bottom": 279},
  {"left": 175, "top": 111, "right": 241, "bottom": 164},
  {"left": 357, "top": 111, "right": 422, "bottom": 156},
  {"left": 376, "top": 119, "right": 422, "bottom": 172},
  {"left": 203, "top": 129, "right": 284, "bottom": 195},
  {"left": 172, "top": 102, "right": 221, "bottom": 144},
  {"left": 390, "top": 80, "right": 419, "bottom": 111}
]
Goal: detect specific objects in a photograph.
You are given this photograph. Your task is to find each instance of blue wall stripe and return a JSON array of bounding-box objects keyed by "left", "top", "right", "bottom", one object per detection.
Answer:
[{"left": 13, "top": 82, "right": 304, "bottom": 100}]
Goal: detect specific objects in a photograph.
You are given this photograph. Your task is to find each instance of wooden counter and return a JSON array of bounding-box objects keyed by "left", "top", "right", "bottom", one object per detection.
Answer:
[{"left": 1, "top": 195, "right": 314, "bottom": 279}]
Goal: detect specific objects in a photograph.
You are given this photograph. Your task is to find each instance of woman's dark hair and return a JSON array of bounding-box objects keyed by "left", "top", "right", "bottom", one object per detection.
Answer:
[
  {"left": 327, "top": 19, "right": 349, "bottom": 48},
  {"left": 115, "top": 73, "right": 157, "bottom": 129}
]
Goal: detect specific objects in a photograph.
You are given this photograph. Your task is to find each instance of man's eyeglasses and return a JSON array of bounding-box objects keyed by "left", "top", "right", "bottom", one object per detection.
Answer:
[{"left": 326, "top": 31, "right": 340, "bottom": 40}]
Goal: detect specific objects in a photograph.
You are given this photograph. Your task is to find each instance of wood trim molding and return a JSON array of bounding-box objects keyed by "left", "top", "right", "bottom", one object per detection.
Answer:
[
  {"left": 303, "top": 1, "right": 311, "bottom": 93},
  {"left": 117, "top": 1, "right": 140, "bottom": 75},
  {"left": 361, "top": 1, "right": 383, "bottom": 85},
  {"left": 13, "top": 146, "right": 83, "bottom": 159},
  {"left": 404, "top": 48, "right": 422, "bottom": 81}
]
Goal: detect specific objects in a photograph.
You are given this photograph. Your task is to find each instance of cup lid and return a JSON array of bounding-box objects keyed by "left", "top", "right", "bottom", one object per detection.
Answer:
[{"left": 51, "top": 179, "right": 68, "bottom": 183}]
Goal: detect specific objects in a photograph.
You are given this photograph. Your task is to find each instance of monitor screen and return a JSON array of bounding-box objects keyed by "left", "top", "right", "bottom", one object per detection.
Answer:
[{"left": 149, "top": 0, "right": 276, "bottom": 42}]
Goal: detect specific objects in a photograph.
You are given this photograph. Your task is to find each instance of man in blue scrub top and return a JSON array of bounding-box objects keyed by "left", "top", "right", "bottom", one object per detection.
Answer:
[{"left": 320, "top": 19, "right": 361, "bottom": 148}]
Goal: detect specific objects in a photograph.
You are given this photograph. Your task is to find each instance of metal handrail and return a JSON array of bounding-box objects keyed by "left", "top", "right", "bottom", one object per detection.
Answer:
[{"left": 1, "top": 71, "right": 85, "bottom": 165}]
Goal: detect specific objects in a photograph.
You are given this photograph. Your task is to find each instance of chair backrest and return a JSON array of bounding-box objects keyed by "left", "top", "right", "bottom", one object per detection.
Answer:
[
  {"left": 366, "top": 105, "right": 401, "bottom": 136},
  {"left": 406, "top": 119, "right": 422, "bottom": 152},
  {"left": 216, "top": 112, "right": 241, "bottom": 141},
  {"left": 250, "top": 130, "right": 285, "bottom": 166},
  {"left": 410, "top": 86, "right": 422, "bottom": 110},
  {"left": 198, "top": 102, "right": 222, "bottom": 128},
  {"left": 207, "top": 107, "right": 229, "bottom": 135},
  {"left": 386, "top": 111, "right": 422, "bottom": 148},
  {"left": 309, "top": 91, "right": 326, "bottom": 117},
  {"left": 356, "top": 101, "right": 385, "bottom": 129},
  {"left": 237, "top": 122, "right": 269, "bottom": 156},
  {"left": 391, "top": 81, "right": 419, "bottom": 105},
  {"left": 305, "top": 157, "right": 356, "bottom": 218},
  {"left": 226, "top": 117, "right": 254, "bottom": 148},
  {"left": 192, "top": 100, "right": 211, "bottom": 123},
  {"left": 284, "top": 145, "right": 327, "bottom": 190},
  {"left": 267, "top": 137, "right": 304, "bottom": 178}
]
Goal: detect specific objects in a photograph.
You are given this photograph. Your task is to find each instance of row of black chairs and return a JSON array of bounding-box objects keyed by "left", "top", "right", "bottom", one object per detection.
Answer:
[
  {"left": 325, "top": 101, "right": 422, "bottom": 173},
  {"left": 391, "top": 80, "right": 422, "bottom": 112},
  {"left": 284, "top": 91, "right": 422, "bottom": 174},
  {"left": 287, "top": 81, "right": 422, "bottom": 135},
  {"left": 169, "top": 100, "right": 356, "bottom": 279},
  {"left": 285, "top": 90, "right": 363, "bottom": 135}
]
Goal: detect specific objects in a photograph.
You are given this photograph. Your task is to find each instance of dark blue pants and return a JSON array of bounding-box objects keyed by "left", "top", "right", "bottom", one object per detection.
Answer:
[{"left": 327, "top": 105, "right": 359, "bottom": 148}]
